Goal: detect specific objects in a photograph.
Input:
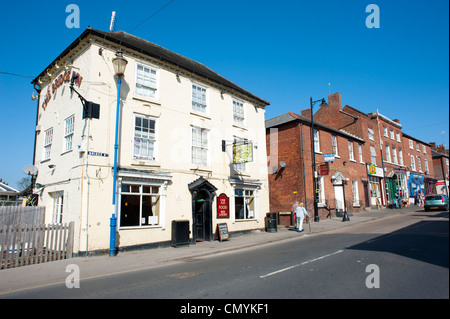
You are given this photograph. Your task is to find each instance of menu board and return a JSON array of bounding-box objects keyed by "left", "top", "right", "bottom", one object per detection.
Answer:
[{"left": 214, "top": 223, "right": 229, "bottom": 242}]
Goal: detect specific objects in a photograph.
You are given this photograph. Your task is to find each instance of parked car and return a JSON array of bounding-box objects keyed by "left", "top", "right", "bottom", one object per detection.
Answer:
[{"left": 424, "top": 194, "right": 450, "bottom": 211}]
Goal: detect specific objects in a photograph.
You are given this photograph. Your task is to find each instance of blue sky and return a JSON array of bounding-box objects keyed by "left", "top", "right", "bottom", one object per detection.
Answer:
[{"left": 0, "top": 0, "right": 448, "bottom": 188}]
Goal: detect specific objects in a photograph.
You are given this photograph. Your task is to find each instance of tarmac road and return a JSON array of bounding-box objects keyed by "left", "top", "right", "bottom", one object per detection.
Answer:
[{"left": 0, "top": 208, "right": 447, "bottom": 300}]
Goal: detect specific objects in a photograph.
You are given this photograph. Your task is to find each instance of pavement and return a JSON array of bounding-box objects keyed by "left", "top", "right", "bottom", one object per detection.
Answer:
[{"left": 0, "top": 205, "right": 423, "bottom": 296}]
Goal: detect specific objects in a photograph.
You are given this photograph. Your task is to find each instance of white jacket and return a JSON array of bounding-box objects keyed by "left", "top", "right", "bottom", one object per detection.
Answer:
[{"left": 295, "top": 206, "right": 308, "bottom": 219}]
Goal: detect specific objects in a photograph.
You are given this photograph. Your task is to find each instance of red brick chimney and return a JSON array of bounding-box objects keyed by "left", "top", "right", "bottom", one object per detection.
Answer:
[
  {"left": 328, "top": 92, "right": 342, "bottom": 110},
  {"left": 301, "top": 109, "right": 312, "bottom": 119}
]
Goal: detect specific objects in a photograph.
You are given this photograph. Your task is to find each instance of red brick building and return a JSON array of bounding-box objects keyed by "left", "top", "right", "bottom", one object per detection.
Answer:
[
  {"left": 430, "top": 143, "right": 449, "bottom": 196},
  {"left": 266, "top": 92, "right": 441, "bottom": 222},
  {"left": 401, "top": 133, "right": 435, "bottom": 200},
  {"left": 266, "top": 110, "right": 368, "bottom": 221},
  {"left": 313, "top": 93, "right": 388, "bottom": 208}
]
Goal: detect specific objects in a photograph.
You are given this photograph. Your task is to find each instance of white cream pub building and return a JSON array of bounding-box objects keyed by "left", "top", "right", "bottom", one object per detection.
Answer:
[{"left": 31, "top": 28, "right": 270, "bottom": 255}]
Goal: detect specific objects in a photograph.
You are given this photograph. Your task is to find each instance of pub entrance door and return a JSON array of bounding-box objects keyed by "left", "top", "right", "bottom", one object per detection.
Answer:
[{"left": 189, "top": 177, "right": 217, "bottom": 243}]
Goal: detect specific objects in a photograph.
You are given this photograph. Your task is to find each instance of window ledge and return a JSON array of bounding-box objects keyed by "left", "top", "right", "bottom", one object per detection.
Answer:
[
  {"left": 132, "top": 95, "right": 161, "bottom": 105},
  {"left": 190, "top": 111, "right": 211, "bottom": 120},
  {"left": 131, "top": 160, "right": 161, "bottom": 167}
]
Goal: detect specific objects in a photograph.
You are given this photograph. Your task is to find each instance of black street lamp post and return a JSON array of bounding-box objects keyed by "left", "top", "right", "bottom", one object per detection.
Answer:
[{"left": 310, "top": 97, "right": 327, "bottom": 222}]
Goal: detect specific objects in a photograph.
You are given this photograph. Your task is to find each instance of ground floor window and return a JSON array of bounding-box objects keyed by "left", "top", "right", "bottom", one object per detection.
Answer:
[
  {"left": 51, "top": 192, "right": 64, "bottom": 224},
  {"left": 119, "top": 183, "right": 160, "bottom": 227},
  {"left": 317, "top": 176, "right": 325, "bottom": 205},
  {"left": 234, "top": 189, "right": 255, "bottom": 220},
  {"left": 352, "top": 180, "right": 360, "bottom": 206}
]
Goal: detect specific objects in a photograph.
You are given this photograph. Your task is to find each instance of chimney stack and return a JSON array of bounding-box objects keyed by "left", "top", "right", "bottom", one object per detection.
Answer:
[{"left": 328, "top": 92, "right": 342, "bottom": 110}]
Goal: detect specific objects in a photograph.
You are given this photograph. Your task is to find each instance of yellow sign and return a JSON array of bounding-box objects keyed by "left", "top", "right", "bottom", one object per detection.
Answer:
[{"left": 233, "top": 142, "right": 253, "bottom": 164}]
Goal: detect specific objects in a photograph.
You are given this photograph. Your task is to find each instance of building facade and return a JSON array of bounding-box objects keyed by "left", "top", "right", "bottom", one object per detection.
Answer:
[
  {"left": 267, "top": 92, "right": 440, "bottom": 216},
  {"left": 266, "top": 111, "right": 368, "bottom": 220},
  {"left": 402, "top": 133, "right": 435, "bottom": 201},
  {"left": 313, "top": 93, "right": 387, "bottom": 208},
  {"left": 430, "top": 143, "right": 449, "bottom": 196},
  {"left": 31, "top": 28, "right": 270, "bottom": 255}
]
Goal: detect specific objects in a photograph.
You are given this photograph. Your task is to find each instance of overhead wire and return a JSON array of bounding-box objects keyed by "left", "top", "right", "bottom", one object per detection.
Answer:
[{"left": 129, "top": 0, "right": 175, "bottom": 32}]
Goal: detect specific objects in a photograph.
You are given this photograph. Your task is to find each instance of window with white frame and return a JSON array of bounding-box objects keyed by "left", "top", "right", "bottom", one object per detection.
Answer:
[
  {"left": 411, "top": 155, "right": 416, "bottom": 171},
  {"left": 120, "top": 183, "right": 160, "bottom": 227},
  {"left": 423, "top": 145, "right": 427, "bottom": 153},
  {"left": 385, "top": 145, "right": 391, "bottom": 162},
  {"left": 64, "top": 115, "right": 75, "bottom": 152},
  {"left": 234, "top": 189, "right": 255, "bottom": 220},
  {"left": 392, "top": 147, "right": 398, "bottom": 164},
  {"left": 191, "top": 126, "right": 208, "bottom": 166},
  {"left": 192, "top": 84, "right": 207, "bottom": 113},
  {"left": 313, "top": 129, "right": 320, "bottom": 153},
  {"left": 409, "top": 140, "right": 413, "bottom": 149},
  {"left": 352, "top": 180, "right": 360, "bottom": 206},
  {"left": 398, "top": 149, "right": 404, "bottom": 166},
  {"left": 418, "top": 157, "right": 422, "bottom": 172},
  {"left": 135, "top": 62, "right": 158, "bottom": 98},
  {"left": 332, "top": 135, "right": 338, "bottom": 156},
  {"left": 390, "top": 130, "right": 395, "bottom": 140},
  {"left": 424, "top": 158, "right": 429, "bottom": 173},
  {"left": 51, "top": 192, "right": 64, "bottom": 224},
  {"left": 383, "top": 126, "right": 388, "bottom": 137},
  {"left": 43, "top": 128, "right": 53, "bottom": 160},
  {"left": 358, "top": 144, "right": 363, "bottom": 163},
  {"left": 396, "top": 132, "right": 401, "bottom": 142},
  {"left": 416, "top": 143, "right": 420, "bottom": 151},
  {"left": 233, "top": 99, "right": 245, "bottom": 126},
  {"left": 133, "top": 114, "right": 156, "bottom": 161},
  {"left": 317, "top": 176, "right": 325, "bottom": 205},
  {"left": 370, "top": 146, "right": 377, "bottom": 164},
  {"left": 368, "top": 128, "right": 374, "bottom": 141},
  {"left": 348, "top": 141, "right": 354, "bottom": 161}
]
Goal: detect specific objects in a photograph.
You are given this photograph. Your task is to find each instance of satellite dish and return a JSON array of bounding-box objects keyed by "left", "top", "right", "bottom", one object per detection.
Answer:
[{"left": 23, "top": 165, "right": 38, "bottom": 176}]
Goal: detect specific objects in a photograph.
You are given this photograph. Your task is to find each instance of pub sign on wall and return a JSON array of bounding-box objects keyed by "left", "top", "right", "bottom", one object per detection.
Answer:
[{"left": 217, "top": 193, "right": 229, "bottom": 218}]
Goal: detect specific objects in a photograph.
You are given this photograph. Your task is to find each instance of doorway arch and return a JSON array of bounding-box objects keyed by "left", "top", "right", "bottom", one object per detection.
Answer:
[{"left": 188, "top": 177, "right": 217, "bottom": 242}]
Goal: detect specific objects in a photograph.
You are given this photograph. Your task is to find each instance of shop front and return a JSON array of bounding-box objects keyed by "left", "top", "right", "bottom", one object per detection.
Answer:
[
  {"left": 367, "top": 164, "right": 385, "bottom": 208},
  {"left": 408, "top": 173, "right": 425, "bottom": 204}
]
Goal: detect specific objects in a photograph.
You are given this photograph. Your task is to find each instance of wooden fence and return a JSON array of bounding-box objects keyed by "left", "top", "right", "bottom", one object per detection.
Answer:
[
  {"left": 0, "top": 206, "right": 74, "bottom": 270},
  {"left": 0, "top": 222, "right": 74, "bottom": 269}
]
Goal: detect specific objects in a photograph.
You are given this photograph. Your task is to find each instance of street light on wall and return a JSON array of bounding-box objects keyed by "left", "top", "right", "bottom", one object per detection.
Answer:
[
  {"left": 310, "top": 97, "right": 327, "bottom": 222},
  {"left": 110, "top": 50, "right": 128, "bottom": 257}
]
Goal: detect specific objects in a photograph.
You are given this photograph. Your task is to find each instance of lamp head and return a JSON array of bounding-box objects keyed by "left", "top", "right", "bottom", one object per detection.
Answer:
[
  {"left": 319, "top": 98, "right": 328, "bottom": 108},
  {"left": 112, "top": 50, "right": 128, "bottom": 77}
]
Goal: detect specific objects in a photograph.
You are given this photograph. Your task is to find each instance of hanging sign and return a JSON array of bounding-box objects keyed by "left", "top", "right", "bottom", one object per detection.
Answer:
[
  {"left": 233, "top": 142, "right": 253, "bottom": 164},
  {"left": 217, "top": 193, "right": 229, "bottom": 218},
  {"left": 318, "top": 163, "right": 329, "bottom": 176}
]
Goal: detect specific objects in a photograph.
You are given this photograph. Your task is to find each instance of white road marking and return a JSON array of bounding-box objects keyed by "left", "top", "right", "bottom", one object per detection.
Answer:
[{"left": 259, "top": 250, "right": 344, "bottom": 279}]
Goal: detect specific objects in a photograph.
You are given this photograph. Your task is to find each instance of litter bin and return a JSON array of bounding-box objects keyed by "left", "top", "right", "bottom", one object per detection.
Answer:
[
  {"left": 265, "top": 212, "right": 277, "bottom": 232},
  {"left": 171, "top": 220, "right": 190, "bottom": 247}
]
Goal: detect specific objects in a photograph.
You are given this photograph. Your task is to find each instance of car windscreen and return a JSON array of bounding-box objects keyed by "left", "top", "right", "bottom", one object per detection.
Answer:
[{"left": 425, "top": 195, "right": 442, "bottom": 200}]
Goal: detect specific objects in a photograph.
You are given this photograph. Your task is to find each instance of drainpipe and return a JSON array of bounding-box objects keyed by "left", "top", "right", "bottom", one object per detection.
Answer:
[{"left": 31, "top": 84, "right": 41, "bottom": 193}]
